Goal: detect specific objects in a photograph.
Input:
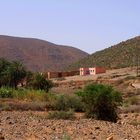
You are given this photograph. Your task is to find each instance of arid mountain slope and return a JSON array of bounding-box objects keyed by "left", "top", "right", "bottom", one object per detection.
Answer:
[
  {"left": 67, "top": 36, "right": 140, "bottom": 70},
  {"left": 0, "top": 35, "right": 88, "bottom": 72}
]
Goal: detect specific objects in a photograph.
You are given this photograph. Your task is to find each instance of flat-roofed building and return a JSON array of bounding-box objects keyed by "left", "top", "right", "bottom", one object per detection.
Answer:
[{"left": 80, "top": 67, "right": 106, "bottom": 76}]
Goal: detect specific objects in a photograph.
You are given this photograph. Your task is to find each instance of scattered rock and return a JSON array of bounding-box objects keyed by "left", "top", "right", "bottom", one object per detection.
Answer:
[
  {"left": 5, "top": 116, "right": 10, "bottom": 120},
  {"left": 95, "top": 126, "right": 100, "bottom": 130},
  {"left": 106, "top": 133, "right": 113, "bottom": 140},
  {"left": 0, "top": 112, "right": 139, "bottom": 139},
  {"left": 124, "top": 114, "right": 128, "bottom": 117},
  {"left": 0, "top": 133, "right": 4, "bottom": 140}
]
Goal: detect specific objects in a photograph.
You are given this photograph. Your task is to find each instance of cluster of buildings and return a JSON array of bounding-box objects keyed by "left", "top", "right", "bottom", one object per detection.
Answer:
[{"left": 45, "top": 67, "right": 106, "bottom": 79}]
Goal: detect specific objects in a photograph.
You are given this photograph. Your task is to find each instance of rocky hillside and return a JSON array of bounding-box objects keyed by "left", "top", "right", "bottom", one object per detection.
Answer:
[
  {"left": 67, "top": 36, "right": 140, "bottom": 70},
  {"left": 0, "top": 35, "right": 88, "bottom": 72}
]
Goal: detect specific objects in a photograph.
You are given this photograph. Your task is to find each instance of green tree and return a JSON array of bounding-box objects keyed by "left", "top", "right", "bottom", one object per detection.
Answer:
[
  {"left": 0, "top": 59, "right": 26, "bottom": 88},
  {"left": 6, "top": 61, "right": 26, "bottom": 88},
  {"left": 27, "top": 73, "right": 53, "bottom": 92},
  {"left": 76, "top": 84, "right": 122, "bottom": 122},
  {"left": 0, "top": 58, "right": 11, "bottom": 87}
]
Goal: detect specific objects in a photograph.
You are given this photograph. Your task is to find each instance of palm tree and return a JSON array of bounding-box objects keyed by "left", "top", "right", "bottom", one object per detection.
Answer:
[{"left": 7, "top": 61, "right": 26, "bottom": 88}]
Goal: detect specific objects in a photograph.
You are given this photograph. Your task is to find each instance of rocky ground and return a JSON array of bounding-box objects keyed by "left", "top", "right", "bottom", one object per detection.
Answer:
[{"left": 0, "top": 111, "right": 140, "bottom": 140}]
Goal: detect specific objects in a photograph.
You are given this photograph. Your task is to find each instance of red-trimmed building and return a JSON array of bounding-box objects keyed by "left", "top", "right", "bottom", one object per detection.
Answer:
[{"left": 79, "top": 67, "right": 106, "bottom": 76}]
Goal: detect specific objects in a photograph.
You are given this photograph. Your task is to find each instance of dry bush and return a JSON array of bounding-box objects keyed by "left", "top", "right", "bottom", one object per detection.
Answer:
[
  {"left": 51, "top": 94, "right": 84, "bottom": 112},
  {"left": 47, "top": 110, "right": 75, "bottom": 120},
  {"left": 0, "top": 102, "right": 47, "bottom": 111},
  {"left": 124, "top": 96, "right": 140, "bottom": 106}
]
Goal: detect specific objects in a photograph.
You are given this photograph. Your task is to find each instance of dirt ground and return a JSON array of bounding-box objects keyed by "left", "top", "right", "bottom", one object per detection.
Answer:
[
  {"left": 51, "top": 67, "right": 140, "bottom": 95},
  {"left": 0, "top": 67, "right": 140, "bottom": 140},
  {"left": 0, "top": 111, "right": 140, "bottom": 140}
]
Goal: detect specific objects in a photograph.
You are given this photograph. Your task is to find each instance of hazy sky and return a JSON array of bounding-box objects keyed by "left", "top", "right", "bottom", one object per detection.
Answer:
[{"left": 0, "top": 0, "right": 140, "bottom": 53}]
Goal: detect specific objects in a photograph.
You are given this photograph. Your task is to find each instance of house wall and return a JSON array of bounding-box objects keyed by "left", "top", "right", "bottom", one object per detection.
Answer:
[
  {"left": 89, "top": 68, "right": 96, "bottom": 75},
  {"left": 46, "top": 70, "right": 79, "bottom": 79},
  {"left": 80, "top": 68, "right": 90, "bottom": 76},
  {"left": 95, "top": 67, "right": 106, "bottom": 74},
  {"left": 80, "top": 67, "right": 106, "bottom": 76},
  {"left": 47, "top": 72, "right": 60, "bottom": 79}
]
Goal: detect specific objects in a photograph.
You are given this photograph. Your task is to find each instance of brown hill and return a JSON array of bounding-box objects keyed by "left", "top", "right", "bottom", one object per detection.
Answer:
[{"left": 0, "top": 35, "right": 88, "bottom": 72}]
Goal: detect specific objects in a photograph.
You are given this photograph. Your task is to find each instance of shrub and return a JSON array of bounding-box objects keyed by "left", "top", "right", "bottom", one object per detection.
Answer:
[
  {"left": 0, "top": 101, "right": 47, "bottom": 111},
  {"left": 47, "top": 110, "right": 74, "bottom": 120},
  {"left": 15, "top": 88, "right": 48, "bottom": 101},
  {"left": 52, "top": 94, "right": 84, "bottom": 112},
  {"left": 76, "top": 84, "right": 122, "bottom": 122},
  {"left": 0, "top": 87, "right": 13, "bottom": 98},
  {"left": 0, "top": 87, "right": 48, "bottom": 102},
  {"left": 8, "top": 102, "right": 47, "bottom": 111}
]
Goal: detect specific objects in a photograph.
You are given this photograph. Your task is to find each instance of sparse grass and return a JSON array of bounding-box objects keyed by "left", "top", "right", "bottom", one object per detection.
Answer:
[
  {"left": 124, "top": 76, "right": 137, "bottom": 80},
  {"left": 121, "top": 105, "right": 140, "bottom": 113},
  {"left": 62, "top": 133, "right": 71, "bottom": 140},
  {"left": 0, "top": 87, "right": 51, "bottom": 111},
  {"left": 0, "top": 103, "right": 11, "bottom": 111},
  {"left": 51, "top": 94, "right": 84, "bottom": 112},
  {"left": 47, "top": 110, "right": 75, "bottom": 120},
  {"left": 123, "top": 96, "right": 140, "bottom": 106},
  {"left": 0, "top": 101, "right": 47, "bottom": 111}
]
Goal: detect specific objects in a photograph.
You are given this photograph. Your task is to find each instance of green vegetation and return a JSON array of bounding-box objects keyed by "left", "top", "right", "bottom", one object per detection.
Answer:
[
  {"left": 0, "top": 58, "right": 53, "bottom": 112},
  {"left": 0, "top": 58, "right": 53, "bottom": 92},
  {"left": 67, "top": 36, "right": 140, "bottom": 70},
  {"left": 0, "top": 87, "right": 47, "bottom": 101},
  {"left": 0, "top": 83, "right": 123, "bottom": 122},
  {"left": 76, "top": 84, "right": 122, "bottom": 122},
  {"left": 0, "top": 87, "right": 13, "bottom": 98},
  {"left": 0, "top": 58, "right": 26, "bottom": 88},
  {"left": 52, "top": 94, "right": 84, "bottom": 112},
  {"left": 0, "top": 59, "right": 123, "bottom": 122},
  {"left": 26, "top": 73, "right": 53, "bottom": 92}
]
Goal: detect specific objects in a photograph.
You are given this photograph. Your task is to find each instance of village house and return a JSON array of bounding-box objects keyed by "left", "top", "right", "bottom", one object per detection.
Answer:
[{"left": 79, "top": 67, "right": 106, "bottom": 76}]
